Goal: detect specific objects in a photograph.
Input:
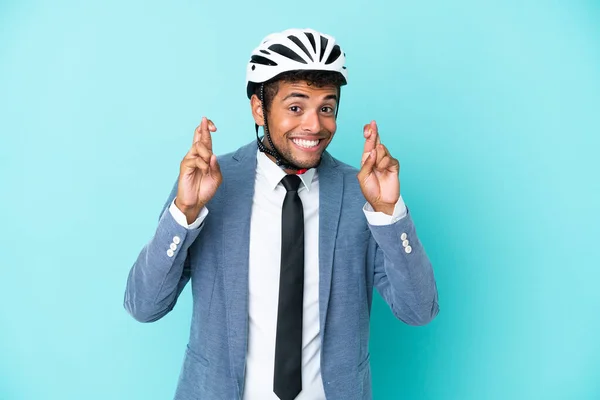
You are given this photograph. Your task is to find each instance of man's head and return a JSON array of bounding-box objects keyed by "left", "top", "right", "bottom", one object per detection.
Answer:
[{"left": 245, "top": 28, "right": 348, "bottom": 171}]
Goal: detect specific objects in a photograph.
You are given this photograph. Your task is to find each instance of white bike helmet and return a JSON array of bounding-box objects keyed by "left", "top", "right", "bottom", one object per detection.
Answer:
[{"left": 246, "top": 28, "right": 348, "bottom": 98}]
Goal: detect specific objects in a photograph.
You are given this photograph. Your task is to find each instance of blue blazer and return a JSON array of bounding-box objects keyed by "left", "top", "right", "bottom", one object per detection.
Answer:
[{"left": 124, "top": 140, "right": 439, "bottom": 399}]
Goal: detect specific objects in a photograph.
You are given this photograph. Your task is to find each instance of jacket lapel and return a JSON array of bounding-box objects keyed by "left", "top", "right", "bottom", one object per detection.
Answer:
[
  {"left": 221, "top": 141, "right": 258, "bottom": 392},
  {"left": 317, "top": 151, "right": 343, "bottom": 341}
]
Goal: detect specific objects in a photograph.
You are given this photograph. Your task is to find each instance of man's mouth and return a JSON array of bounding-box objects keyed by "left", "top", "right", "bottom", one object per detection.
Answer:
[{"left": 291, "top": 138, "right": 321, "bottom": 149}]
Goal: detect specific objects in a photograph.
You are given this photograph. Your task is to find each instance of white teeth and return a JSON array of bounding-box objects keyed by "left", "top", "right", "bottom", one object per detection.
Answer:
[{"left": 292, "top": 138, "right": 320, "bottom": 148}]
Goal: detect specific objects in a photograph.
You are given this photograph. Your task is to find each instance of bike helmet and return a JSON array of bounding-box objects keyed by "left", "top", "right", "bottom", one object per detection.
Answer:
[{"left": 246, "top": 28, "right": 348, "bottom": 99}]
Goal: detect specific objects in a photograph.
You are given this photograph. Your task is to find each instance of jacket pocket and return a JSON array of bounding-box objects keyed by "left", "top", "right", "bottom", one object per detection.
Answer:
[
  {"left": 174, "top": 346, "right": 210, "bottom": 399},
  {"left": 358, "top": 353, "right": 372, "bottom": 400},
  {"left": 185, "top": 345, "right": 210, "bottom": 367},
  {"left": 358, "top": 352, "right": 370, "bottom": 372}
]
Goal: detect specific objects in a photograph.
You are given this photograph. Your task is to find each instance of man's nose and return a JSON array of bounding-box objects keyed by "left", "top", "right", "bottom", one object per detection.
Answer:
[{"left": 301, "top": 110, "right": 321, "bottom": 133}]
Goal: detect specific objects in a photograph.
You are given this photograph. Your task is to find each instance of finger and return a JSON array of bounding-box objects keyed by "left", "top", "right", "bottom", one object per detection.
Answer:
[
  {"left": 181, "top": 156, "right": 200, "bottom": 171},
  {"left": 375, "top": 156, "right": 392, "bottom": 171},
  {"left": 362, "top": 120, "right": 380, "bottom": 154},
  {"left": 209, "top": 154, "right": 223, "bottom": 180},
  {"left": 192, "top": 117, "right": 217, "bottom": 144},
  {"left": 192, "top": 122, "right": 203, "bottom": 146},
  {"left": 378, "top": 156, "right": 400, "bottom": 173},
  {"left": 194, "top": 157, "right": 209, "bottom": 175},
  {"left": 377, "top": 143, "right": 391, "bottom": 157},
  {"left": 194, "top": 141, "right": 213, "bottom": 162},
  {"left": 200, "top": 117, "right": 215, "bottom": 151},
  {"left": 375, "top": 144, "right": 387, "bottom": 166},
  {"left": 389, "top": 156, "right": 400, "bottom": 172},
  {"left": 358, "top": 148, "right": 377, "bottom": 177},
  {"left": 361, "top": 150, "right": 371, "bottom": 166},
  {"left": 375, "top": 144, "right": 399, "bottom": 172},
  {"left": 185, "top": 141, "right": 198, "bottom": 158},
  {"left": 362, "top": 123, "right": 375, "bottom": 154},
  {"left": 207, "top": 118, "right": 217, "bottom": 132},
  {"left": 370, "top": 120, "right": 381, "bottom": 146}
]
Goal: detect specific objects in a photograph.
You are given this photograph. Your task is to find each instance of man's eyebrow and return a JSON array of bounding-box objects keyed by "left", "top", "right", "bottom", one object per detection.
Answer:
[
  {"left": 282, "top": 92, "right": 309, "bottom": 101},
  {"left": 282, "top": 92, "right": 339, "bottom": 102}
]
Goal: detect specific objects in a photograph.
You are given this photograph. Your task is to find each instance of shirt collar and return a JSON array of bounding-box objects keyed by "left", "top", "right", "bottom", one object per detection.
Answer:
[{"left": 256, "top": 149, "right": 317, "bottom": 192}]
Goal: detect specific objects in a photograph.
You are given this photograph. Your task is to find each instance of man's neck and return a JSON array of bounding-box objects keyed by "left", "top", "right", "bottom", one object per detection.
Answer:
[{"left": 261, "top": 139, "right": 307, "bottom": 175}]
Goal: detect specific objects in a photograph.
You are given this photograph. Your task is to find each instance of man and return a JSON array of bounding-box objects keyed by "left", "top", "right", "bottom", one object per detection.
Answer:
[{"left": 124, "top": 28, "right": 439, "bottom": 400}]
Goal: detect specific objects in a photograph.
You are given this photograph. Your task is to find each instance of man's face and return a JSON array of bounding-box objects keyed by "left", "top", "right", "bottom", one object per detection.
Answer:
[{"left": 257, "top": 80, "right": 339, "bottom": 170}]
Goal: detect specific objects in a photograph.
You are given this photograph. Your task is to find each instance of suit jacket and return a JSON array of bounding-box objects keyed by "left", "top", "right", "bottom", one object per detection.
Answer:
[{"left": 124, "top": 140, "right": 439, "bottom": 399}]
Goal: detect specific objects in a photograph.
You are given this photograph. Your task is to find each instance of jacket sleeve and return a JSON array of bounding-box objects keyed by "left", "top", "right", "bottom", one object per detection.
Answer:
[
  {"left": 369, "top": 208, "right": 439, "bottom": 326},
  {"left": 123, "top": 183, "right": 205, "bottom": 323}
]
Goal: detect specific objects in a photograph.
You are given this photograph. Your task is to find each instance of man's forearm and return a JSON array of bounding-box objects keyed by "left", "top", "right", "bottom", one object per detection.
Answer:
[
  {"left": 123, "top": 205, "right": 204, "bottom": 322},
  {"left": 370, "top": 211, "right": 439, "bottom": 326}
]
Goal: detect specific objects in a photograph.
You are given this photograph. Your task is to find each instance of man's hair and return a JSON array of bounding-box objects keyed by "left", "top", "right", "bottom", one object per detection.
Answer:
[{"left": 253, "top": 70, "right": 346, "bottom": 112}]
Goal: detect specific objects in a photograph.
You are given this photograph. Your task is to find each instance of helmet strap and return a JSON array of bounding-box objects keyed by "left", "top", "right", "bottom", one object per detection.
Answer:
[{"left": 255, "top": 83, "right": 310, "bottom": 171}]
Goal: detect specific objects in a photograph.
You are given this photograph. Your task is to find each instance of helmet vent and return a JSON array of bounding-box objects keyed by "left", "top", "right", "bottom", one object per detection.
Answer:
[
  {"left": 268, "top": 44, "right": 307, "bottom": 64},
  {"left": 250, "top": 55, "right": 278, "bottom": 66},
  {"left": 325, "top": 45, "right": 342, "bottom": 65},
  {"left": 287, "top": 35, "right": 314, "bottom": 62},
  {"left": 304, "top": 32, "right": 317, "bottom": 52},
  {"left": 319, "top": 36, "right": 329, "bottom": 61}
]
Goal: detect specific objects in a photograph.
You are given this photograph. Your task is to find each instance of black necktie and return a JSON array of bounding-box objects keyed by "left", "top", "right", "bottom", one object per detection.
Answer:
[{"left": 273, "top": 174, "right": 304, "bottom": 400}]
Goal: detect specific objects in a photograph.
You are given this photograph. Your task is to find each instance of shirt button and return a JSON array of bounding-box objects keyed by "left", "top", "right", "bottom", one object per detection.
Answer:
[
  {"left": 405, "top": 245, "right": 412, "bottom": 254},
  {"left": 401, "top": 233, "right": 407, "bottom": 241},
  {"left": 167, "top": 249, "right": 174, "bottom": 257},
  {"left": 170, "top": 243, "right": 177, "bottom": 251},
  {"left": 173, "top": 236, "right": 181, "bottom": 245},
  {"left": 402, "top": 240, "right": 409, "bottom": 248}
]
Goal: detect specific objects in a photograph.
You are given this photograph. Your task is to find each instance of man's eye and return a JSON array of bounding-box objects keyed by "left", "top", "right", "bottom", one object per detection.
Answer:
[
  {"left": 290, "top": 106, "right": 300, "bottom": 112},
  {"left": 322, "top": 106, "right": 334, "bottom": 113}
]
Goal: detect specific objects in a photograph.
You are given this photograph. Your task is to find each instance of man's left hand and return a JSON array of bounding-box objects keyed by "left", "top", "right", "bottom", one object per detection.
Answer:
[{"left": 357, "top": 120, "right": 400, "bottom": 216}]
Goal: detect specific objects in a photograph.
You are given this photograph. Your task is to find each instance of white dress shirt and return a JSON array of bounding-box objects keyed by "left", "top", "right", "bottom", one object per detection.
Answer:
[{"left": 169, "top": 150, "right": 407, "bottom": 399}]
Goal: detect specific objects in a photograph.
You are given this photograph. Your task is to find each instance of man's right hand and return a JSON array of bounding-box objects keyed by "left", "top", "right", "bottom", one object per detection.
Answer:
[{"left": 175, "top": 117, "right": 222, "bottom": 224}]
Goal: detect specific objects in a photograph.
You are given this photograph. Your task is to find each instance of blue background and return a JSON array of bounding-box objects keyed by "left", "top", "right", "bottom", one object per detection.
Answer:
[{"left": 1, "top": 0, "right": 599, "bottom": 399}]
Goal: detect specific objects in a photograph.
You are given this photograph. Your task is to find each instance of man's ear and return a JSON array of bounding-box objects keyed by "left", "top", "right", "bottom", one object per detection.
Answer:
[{"left": 250, "top": 94, "right": 264, "bottom": 126}]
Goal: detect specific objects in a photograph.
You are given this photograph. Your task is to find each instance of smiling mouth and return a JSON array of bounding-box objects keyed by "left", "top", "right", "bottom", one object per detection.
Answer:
[{"left": 291, "top": 138, "right": 321, "bottom": 149}]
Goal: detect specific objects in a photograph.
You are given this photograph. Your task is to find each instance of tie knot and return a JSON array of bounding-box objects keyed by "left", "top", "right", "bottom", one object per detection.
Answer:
[{"left": 281, "top": 174, "right": 302, "bottom": 192}]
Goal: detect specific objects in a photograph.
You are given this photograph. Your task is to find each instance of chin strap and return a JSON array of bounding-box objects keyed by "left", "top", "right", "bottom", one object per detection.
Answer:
[{"left": 255, "top": 83, "right": 307, "bottom": 171}]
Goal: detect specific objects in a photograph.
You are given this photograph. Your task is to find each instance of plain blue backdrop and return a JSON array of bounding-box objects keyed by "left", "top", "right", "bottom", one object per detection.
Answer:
[{"left": 1, "top": 0, "right": 599, "bottom": 399}]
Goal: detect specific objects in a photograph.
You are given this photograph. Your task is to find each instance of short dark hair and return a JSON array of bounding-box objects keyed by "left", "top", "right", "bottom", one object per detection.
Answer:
[{"left": 253, "top": 70, "right": 346, "bottom": 112}]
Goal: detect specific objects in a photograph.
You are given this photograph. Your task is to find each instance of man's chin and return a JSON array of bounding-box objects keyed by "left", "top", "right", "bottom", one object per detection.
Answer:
[{"left": 288, "top": 155, "right": 322, "bottom": 170}]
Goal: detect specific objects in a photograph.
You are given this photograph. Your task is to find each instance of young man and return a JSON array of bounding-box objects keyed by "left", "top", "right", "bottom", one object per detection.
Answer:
[{"left": 124, "top": 28, "right": 439, "bottom": 400}]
